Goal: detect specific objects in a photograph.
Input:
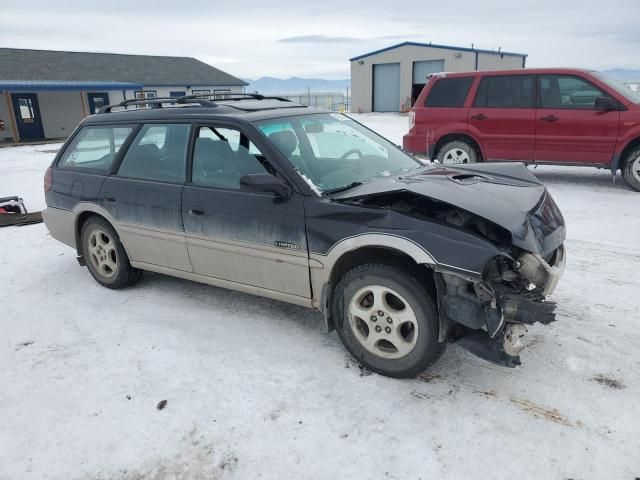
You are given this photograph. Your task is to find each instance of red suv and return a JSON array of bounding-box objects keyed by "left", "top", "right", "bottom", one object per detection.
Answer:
[{"left": 403, "top": 68, "right": 640, "bottom": 191}]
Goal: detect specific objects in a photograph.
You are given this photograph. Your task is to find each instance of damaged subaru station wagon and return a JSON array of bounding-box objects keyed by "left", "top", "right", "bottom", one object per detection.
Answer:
[{"left": 42, "top": 94, "right": 566, "bottom": 377}]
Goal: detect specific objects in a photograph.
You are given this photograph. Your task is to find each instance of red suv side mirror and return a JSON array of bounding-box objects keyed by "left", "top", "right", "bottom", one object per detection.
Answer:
[{"left": 595, "top": 96, "right": 619, "bottom": 112}]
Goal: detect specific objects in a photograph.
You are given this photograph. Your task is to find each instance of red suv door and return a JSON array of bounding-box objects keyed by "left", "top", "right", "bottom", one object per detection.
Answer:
[
  {"left": 535, "top": 74, "right": 620, "bottom": 164},
  {"left": 467, "top": 74, "right": 536, "bottom": 161}
]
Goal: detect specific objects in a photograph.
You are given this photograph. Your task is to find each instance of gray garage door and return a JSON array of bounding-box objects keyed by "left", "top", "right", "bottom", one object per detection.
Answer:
[
  {"left": 413, "top": 60, "right": 445, "bottom": 83},
  {"left": 373, "top": 63, "right": 400, "bottom": 112}
]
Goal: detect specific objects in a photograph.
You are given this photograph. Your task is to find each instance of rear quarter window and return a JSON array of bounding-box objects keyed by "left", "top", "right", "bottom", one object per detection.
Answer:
[
  {"left": 58, "top": 126, "right": 133, "bottom": 171},
  {"left": 425, "top": 77, "right": 474, "bottom": 108}
]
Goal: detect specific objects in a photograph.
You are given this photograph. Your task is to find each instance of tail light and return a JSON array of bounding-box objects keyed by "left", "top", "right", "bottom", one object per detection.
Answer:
[
  {"left": 0, "top": 119, "right": 5, "bottom": 131},
  {"left": 408, "top": 111, "right": 415, "bottom": 130},
  {"left": 44, "top": 167, "right": 53, "bottom": 192}
]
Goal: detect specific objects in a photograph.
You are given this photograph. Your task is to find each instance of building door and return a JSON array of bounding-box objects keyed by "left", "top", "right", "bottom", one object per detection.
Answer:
[
  {"left": 373, "top": 63, "right": 400, "bottom": 112},
  {"left": 87, "top": 92, "right": 110, "bottom": 114},
  {"left": 10, "top": 93, "right": 45, "bottom": 140},
  {"left": 412, "top": 60, "right": 444, "bottom": 105}
]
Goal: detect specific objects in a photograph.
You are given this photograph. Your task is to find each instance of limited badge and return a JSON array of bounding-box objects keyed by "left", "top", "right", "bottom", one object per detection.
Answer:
[{"left": 274, "top": 240, "right": 301, "bottom": 250}]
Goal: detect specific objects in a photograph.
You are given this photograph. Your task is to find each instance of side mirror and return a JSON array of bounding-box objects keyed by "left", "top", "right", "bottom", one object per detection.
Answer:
[
  {"left": 240, "top": 173, "right": 292, "bottom": 197},
  {"left": 595, "top": 96, "right": 618, "bottom": 112}
]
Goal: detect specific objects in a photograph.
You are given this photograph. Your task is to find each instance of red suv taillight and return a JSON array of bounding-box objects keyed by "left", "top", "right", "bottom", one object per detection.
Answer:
[
  {"left": 44, "top": 167, "right": 53, "bottom": 192},
  {"left": 0, "top": 119, "right": 5, "bottom": 131}
]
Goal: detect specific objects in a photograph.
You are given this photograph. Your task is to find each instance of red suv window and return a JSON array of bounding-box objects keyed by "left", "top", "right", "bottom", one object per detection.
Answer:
[
  {"left": 425, "top": 77, "right": 474, "bottom": 108},
  {"left": 473, "top": 75, "right": 535, "bottom": 108}
]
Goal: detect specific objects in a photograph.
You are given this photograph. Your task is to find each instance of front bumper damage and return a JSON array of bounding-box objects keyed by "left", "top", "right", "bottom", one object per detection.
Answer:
[{"left": 438, "top": 244, "right": 566, "bottom": 367}]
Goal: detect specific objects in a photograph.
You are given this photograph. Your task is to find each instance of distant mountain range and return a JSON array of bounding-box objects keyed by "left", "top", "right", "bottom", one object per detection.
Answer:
[
  {"left": 243, "top": 70, "right": 639, "bottom": 95},
  {"left": 244, "top": 76, "right": 350, "bottom": 94},
  {"left": 600, "top": 69, "right": 640, "bottom": 82}
]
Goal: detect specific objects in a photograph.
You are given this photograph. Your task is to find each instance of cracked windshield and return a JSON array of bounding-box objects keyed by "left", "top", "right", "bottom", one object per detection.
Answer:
[{"left": 257, "top": 113, "right": 421, "bottom": 193}]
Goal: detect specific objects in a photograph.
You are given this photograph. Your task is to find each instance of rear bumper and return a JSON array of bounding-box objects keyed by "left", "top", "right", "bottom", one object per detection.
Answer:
[
  {"left": 402, "top": 132, "right": 429, "bottom": 154},
  {"left": 42, "top": 207, "right": 77, "bottom": 249}
]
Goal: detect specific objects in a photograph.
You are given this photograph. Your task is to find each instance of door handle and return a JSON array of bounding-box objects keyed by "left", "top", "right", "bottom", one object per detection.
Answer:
[
  {"left": 471, "top": 113, "right": 487, "bottom": 120},
  {"left": 189, "top": 208, "right": 205, "bottom": 216},
  {"left": 540, "top": 115, "right": 559, "bottom": 122},
  {"left": 104, "top": 194, "right": 116, "bottom": 202}
]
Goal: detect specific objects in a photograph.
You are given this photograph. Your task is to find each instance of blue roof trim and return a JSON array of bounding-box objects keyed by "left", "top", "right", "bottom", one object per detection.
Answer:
[
  {"left": 0, "top": 80, "right": 143, "bottom": 92},
  {"left": 143, "top": 82, "right": 249, "bottom": 87},
  {"left": 349, "top": 41, "right": 527, "bottom": 62}
]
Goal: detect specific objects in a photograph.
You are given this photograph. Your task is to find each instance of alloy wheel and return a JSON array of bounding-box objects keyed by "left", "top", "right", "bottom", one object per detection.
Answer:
[
  {"left": 632, "top": 154, "right": 640, "bottom": 184},
  {"left": 442, "top": 147, "right": 470, "bottom": 164},
  {"left": 88, "top": 228, "right": 118, "bottom": 279},
  {"left": 348, "top": 285, "right": 419, "bottom": 359}
]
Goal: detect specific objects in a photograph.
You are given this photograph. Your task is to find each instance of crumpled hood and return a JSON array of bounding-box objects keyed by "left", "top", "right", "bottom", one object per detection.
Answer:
[{"left": 332, "top": 162, "right": 566, "bottom": 256}]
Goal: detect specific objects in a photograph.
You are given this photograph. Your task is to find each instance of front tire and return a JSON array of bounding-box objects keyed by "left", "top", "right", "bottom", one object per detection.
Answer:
[
  {"left": 437, "top": 140, "right": 478, "bottom": 164},
  {"left": 622, "top": 147, "right": 640, "bottom": 192},
  {"left": 333, "top": 263, "right": 441, "bottom": 378},
  {"left": 81, "top": 216, "right": 142, "bottom": 289}
]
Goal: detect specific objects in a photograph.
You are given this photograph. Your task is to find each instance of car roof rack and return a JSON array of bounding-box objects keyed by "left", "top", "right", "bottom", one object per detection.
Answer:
[
  {"left": 96, "top": 93, "right": 295, "bottom": 114},
  {"left": 97, "top": 96, "right": 217, "bottom": 114},
  {"left": 180, "top": 93, "right": 293, "bottom": 102}
]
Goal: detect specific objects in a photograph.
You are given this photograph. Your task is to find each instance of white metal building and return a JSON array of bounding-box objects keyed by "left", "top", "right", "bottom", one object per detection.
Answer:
[
  {"left": 350, "top": 42, "right": 528, "bottom": 113},
  {"left": 0, "top": 48, "right": 247, "bottom": 142}
]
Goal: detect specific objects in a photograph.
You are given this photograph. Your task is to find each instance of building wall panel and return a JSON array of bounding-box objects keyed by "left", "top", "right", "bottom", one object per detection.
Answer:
[
  {"left": 0, "top": 95, "right": 13, "bottom": 141},
  {"left": 350, "top": 45, "right": 526, "bottom": 112},
  {"left": 38, "top": 91, "right": 85, "bottom": 139}
]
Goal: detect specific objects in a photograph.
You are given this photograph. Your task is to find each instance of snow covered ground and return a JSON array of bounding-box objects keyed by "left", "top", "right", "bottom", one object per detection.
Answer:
[{"left": 1, "top": 114, "right": 639, "bottom": 480}]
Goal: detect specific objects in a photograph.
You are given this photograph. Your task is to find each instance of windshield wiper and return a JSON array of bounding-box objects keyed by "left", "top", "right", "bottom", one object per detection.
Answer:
[{"left": 322, "top": 181, "right": 363, "bottom": 195}]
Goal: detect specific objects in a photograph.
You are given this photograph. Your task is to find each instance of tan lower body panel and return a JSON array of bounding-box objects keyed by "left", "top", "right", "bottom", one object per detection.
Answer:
[
  {"left": 118, "top": 222, "right": 193, "bottom": 272},
  {"left": 42, "top": 207, "right": 77, "bottom": 249},
  {"left": 130, "top": 260, "right": 314, "bottom": 308},
  {"left": 186, "top": 233, "right": 311, "bottom": 298}
]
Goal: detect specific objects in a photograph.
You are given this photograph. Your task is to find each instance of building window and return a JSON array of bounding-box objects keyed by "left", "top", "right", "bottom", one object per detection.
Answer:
[
  {"left": 134, "top": 91, "right": 158, "bottom": 108},
  {"left": 213, "top": 89, "right": 231, "bottom": 99},
  {"left": 192, "top": 89, "right": 211, "bottom": 96},
  {"left": 135, "top": 90, "right": 157, "bottom": 100}
]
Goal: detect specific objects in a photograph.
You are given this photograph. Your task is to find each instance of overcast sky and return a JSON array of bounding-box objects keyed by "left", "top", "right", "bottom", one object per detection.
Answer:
[{"left": 1, "top": 0, "right": 639, "bottom": 79}]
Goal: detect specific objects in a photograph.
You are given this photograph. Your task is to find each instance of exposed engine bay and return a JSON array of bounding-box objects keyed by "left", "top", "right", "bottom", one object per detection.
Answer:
[{"left": 349, "top": 190, "right": 566, "bottom": 367}]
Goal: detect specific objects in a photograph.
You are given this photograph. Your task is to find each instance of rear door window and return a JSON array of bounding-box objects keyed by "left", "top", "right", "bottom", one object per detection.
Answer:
[
  {"left": 424, "top": 77, "right": 474, "bottom": 107},
  {"left": 117, "top": 124, "right": 190, "bottom": 182},
  {"left": 58, "top": 126, "right": 133, "bottom": 171},
  {"left": 473, "top": 75, "right": 535, "bottom": 108}
]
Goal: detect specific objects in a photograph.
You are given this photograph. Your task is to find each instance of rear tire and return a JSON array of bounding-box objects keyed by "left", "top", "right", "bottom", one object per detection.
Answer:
[
  {"left": 333, "top": 263, "right": 442, "bottom": 378},
  {"left": 622, "top": 147, "right": 640, "bottom": 192},
  {"left": 81, "top": 216, "right": 142, "bottom": 289},
  {"left": 437, "top": 140, "right": 478, "bottom": 164}
]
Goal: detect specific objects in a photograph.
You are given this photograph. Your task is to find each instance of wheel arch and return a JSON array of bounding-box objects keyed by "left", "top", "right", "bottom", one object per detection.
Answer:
[
  {"left": 72, "top": 203, "right": 125, "bottom": 258},
  {"left": 613, "top": 136, "right": 640, "bottom": 174},
  {"left": 312, "top": 234, "right": 439, "bottom": 333}
]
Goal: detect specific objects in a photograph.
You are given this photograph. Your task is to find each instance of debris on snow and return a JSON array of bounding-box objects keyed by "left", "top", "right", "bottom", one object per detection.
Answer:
[{"left": 592, "top": 375, "right": 625, "bottom": 390}]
